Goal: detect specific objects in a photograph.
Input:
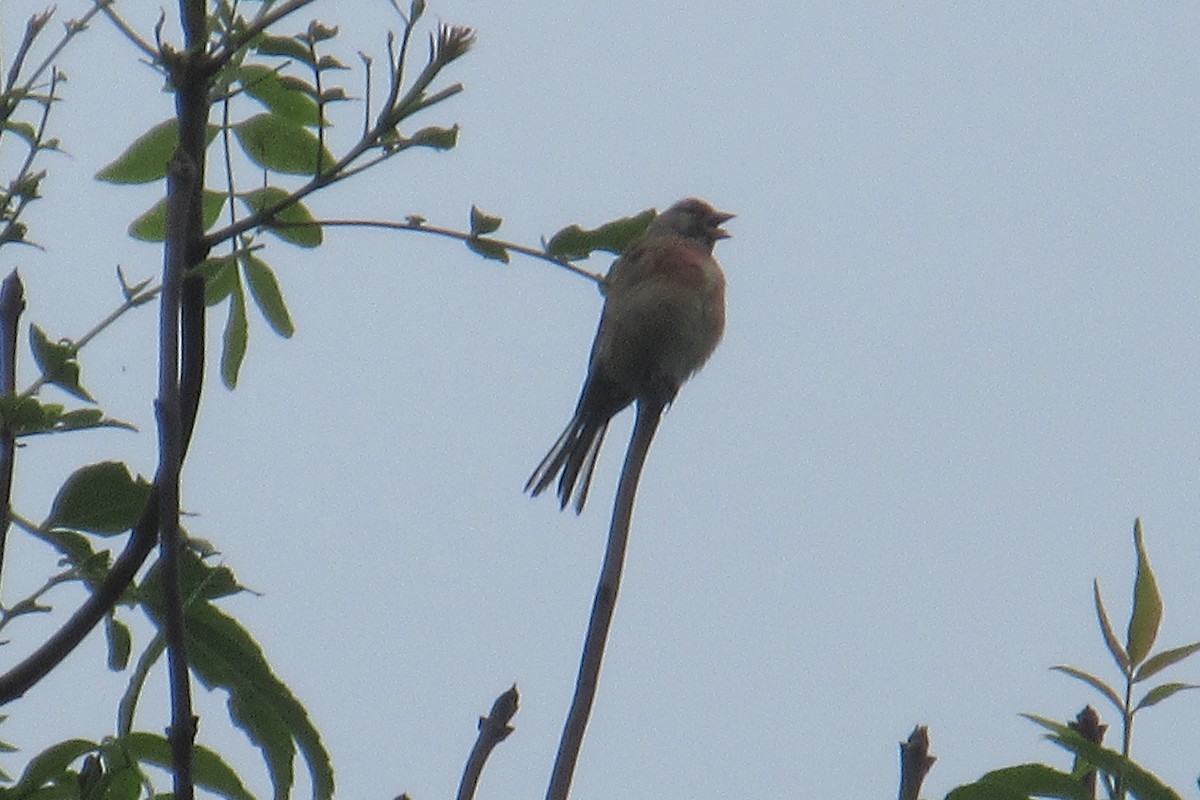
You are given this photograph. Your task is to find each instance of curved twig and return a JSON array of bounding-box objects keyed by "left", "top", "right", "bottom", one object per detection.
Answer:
[{"left": 298, "top": 218, "right": 606, "bottom": 285}]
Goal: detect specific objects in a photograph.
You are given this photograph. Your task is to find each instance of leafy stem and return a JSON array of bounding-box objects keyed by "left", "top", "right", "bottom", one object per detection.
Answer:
[{"left": 307, "top": 217, "right": 606, "bottom": 285}]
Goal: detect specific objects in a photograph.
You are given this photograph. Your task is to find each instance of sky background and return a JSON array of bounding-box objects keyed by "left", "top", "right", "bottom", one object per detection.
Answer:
[{"left": 2, "top": 1, "right": 1199, "bottom": 798}]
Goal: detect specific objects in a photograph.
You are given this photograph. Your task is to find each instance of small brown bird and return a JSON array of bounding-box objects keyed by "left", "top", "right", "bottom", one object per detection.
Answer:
[{"left": 526, "top": 198, "right": 732, "bottom": 513}]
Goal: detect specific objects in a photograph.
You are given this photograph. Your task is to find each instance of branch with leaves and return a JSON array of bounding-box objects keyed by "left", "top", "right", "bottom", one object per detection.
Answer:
[{"left": 946, "top": 519, "right": 1196, "bottom": 800}]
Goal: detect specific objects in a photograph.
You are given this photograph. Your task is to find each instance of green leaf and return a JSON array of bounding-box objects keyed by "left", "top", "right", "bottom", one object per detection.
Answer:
[
  {"left": 315, "top": 54, "right": 347, "bottom": 71},
  {"left": 231, "top": 689, "right": 296, "bottom": 799},
  {"left": 238, "top": 64, "right": 321, "bottom": 126},
  {"left": 129, "top": 190, "right": 227, "bottom": 241},
  {"left": 466, "top": 237, "right": 510, "bottom": 263},
  {"left": 1094, "top": 579, "right": 1129, "bottom": 674},
  {"left": 45, "top": 461, "right": 151, "bottom": 536},
  {"left": 469, "top": 205, "right": 502, "bottom": 236},
  {"left": 408, "top": 124, "right": 458, "bottom": 150},
  {"left": 0, "top": 399, "right": 138, "bottom": 437},
  {"left": 221, "top": 284, "right": 248, "bottom": 389},
  {"left": 0, "top": 394, "right": 58, "bottom": 434},
  {"left": 77, "top": 752, "right": 104, "bottom": 800},
  {"left": 307, "top": 21, "right": 338, "bottom": 43},
  {"left": 140, "top": 597, "right": 334, "bottom": 800},
  {"left": 3, "top": 120, "right": 38, "bottom": 147},
  {"left": 240, "top": 186, "right": 323, "bottom": 247},
  {"left": 946, "top": 763, "right": 1090, "bottom": 800},
  {"left": 117, "top": 636, "right": 165, "bottom": 742},
  {"left": 319, "top": 86, "right": 348, "bottom": 103},
  {"left": 101, "top": 765, "right": 141, "bottom": 800},
  {"left": 124, "top": 732, "right": 255, "bottom": 800},
  {"left": 545, "top": 208, "right": 655, "bottom": 260},
  {"left": 27, "top": 525, "right": 97, "bottom": 570},
  {"left": 255, "top": 34, "right": 314, "bottom": 65},
  {"left": 1025, "top": 714, "right": 1184, "bottom": 800},
  {"left": 1135, "top": 641, "right": 1200, "bottom": 682},
  {"left": 1134, "top": 681, "right": 1200, "bottom": 712},
  {"left": 13, "top": 738, "right": 97, "bottom": 795},
  {"left": 142, "top": 548, "right": 244, "bottom": 604},
  {"left": 240, "top": 252, "right": 295, "bottom": 337},
  {"left": 53, "top": 407, "right": 137, "bottom": 434},
  {"left": 1126, "top": 518, "right": 1162, "bottom": 667},
  {"left": 278, "top": 75, "right": 318, "bottom": 100},
  {"left": 234, "top": 113, "right": 335, "bottom": 175},
  {"left": 105, "top": 614, "right": 132, "bottom": 671},
  {"left": 196, "top": 253, "right": 240, "bottom": 305},
  {"left": 96, "top": 120, "right": 220, "bottom": 184},
  {"left": 1050, "top": 665, "right": 1123, "bottom": 715},
  {"left": 29, "top": 323, "right": 94, "bottom": 402}
]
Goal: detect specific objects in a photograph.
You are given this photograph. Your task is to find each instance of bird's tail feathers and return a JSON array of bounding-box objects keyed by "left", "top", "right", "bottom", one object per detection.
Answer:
[
  {"left": 525, "top": 413, "right": 609, "bottom": 514},
  {"left": 525, "top": 420, "right": 576, "bottom": 498},
  {"left": 560, "top": 419, "right": 608, "bottom": 514}
]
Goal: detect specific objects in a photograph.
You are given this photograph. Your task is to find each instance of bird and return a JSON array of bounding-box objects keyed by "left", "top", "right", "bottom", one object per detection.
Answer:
[{"left": 526, "top": 197, "right": 732, "bottom": 514}]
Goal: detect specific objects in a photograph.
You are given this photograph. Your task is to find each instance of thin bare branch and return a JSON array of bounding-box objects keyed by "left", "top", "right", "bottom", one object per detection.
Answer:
[
  {"left": 457, "top": 685, "right": 519, "bottom": 800},
  {"left": 545, "top": 398, "right": 666, "bottom": 800},
  {"left": 98, "top": 1, "right": 159, "bottom": 62},
  {"left": 19, "top": 3, "right": 113, "bottom": 94},
  {"left": 4, "top": 10, "right": 54, "bottom": 97}
]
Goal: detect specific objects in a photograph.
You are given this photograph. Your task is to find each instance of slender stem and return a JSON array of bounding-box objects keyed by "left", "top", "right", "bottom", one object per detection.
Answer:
[
  {"left": 0, "top": 271, "right": 25, "bottom": 590},
  {"left": 1117, "top": 672, "right": 1134, "bottom": 800},
  {"left": 0, "top": 560, "right": 72, "bottom": 633},
  {"left": 307, "top": 218, "right": 605, "bottom": 285},
  {"left": 97, "top": 2, "right": 159, "bottom": 63},
  {"left": 545, "top": 399, "right": 665, "bottom": 800},
  {"left": 22, "top": 281, "right": 160, "bottom": 398}
]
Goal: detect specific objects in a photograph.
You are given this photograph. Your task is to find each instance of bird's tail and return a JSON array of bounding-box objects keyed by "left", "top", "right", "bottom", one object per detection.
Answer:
[{"left": 525, "top": 410, "right": 611, "bottom": 514}]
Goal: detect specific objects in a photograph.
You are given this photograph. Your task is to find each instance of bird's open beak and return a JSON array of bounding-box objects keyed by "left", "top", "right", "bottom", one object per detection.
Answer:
[{"left": 713, "top": 210, "right": 735, "bottom": 239}]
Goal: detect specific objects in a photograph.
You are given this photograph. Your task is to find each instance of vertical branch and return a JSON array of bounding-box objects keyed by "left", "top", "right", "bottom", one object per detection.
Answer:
[
  {"left": 159, "top": 2, "right": 211, "bottom": 798},
  {"left": 158, "top": 149, "right": 197, "bottom": 800},
  {"left": 0, "top": 270, "right": 25, "bottom": 587},
  {"left": 545, "top": 398, "right": 665, "bottom": 800}
]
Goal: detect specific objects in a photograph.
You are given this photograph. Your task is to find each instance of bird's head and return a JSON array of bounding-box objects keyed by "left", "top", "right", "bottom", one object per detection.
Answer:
[{"left": 649, "top": 198, "right": 735, "bottom": 249}]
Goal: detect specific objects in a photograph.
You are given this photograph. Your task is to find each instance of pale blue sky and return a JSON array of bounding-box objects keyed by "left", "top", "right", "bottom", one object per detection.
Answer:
[{"left": 3, "top": 1, "right": 1199, "bottom": 798}]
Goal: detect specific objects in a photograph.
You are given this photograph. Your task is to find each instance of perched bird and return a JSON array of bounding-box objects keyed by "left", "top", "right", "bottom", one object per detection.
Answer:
[{"left": 526, "top": 197, "right": 732, "bottom": 513}]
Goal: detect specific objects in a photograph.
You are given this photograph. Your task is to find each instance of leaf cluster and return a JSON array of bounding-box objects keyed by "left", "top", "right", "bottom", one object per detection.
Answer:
[
  {"left": 95, "top": 1, "right": 473, "bottom": 387},
  {"left": 947, "top": 520, "right": 1198, "bottom": 800}
]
